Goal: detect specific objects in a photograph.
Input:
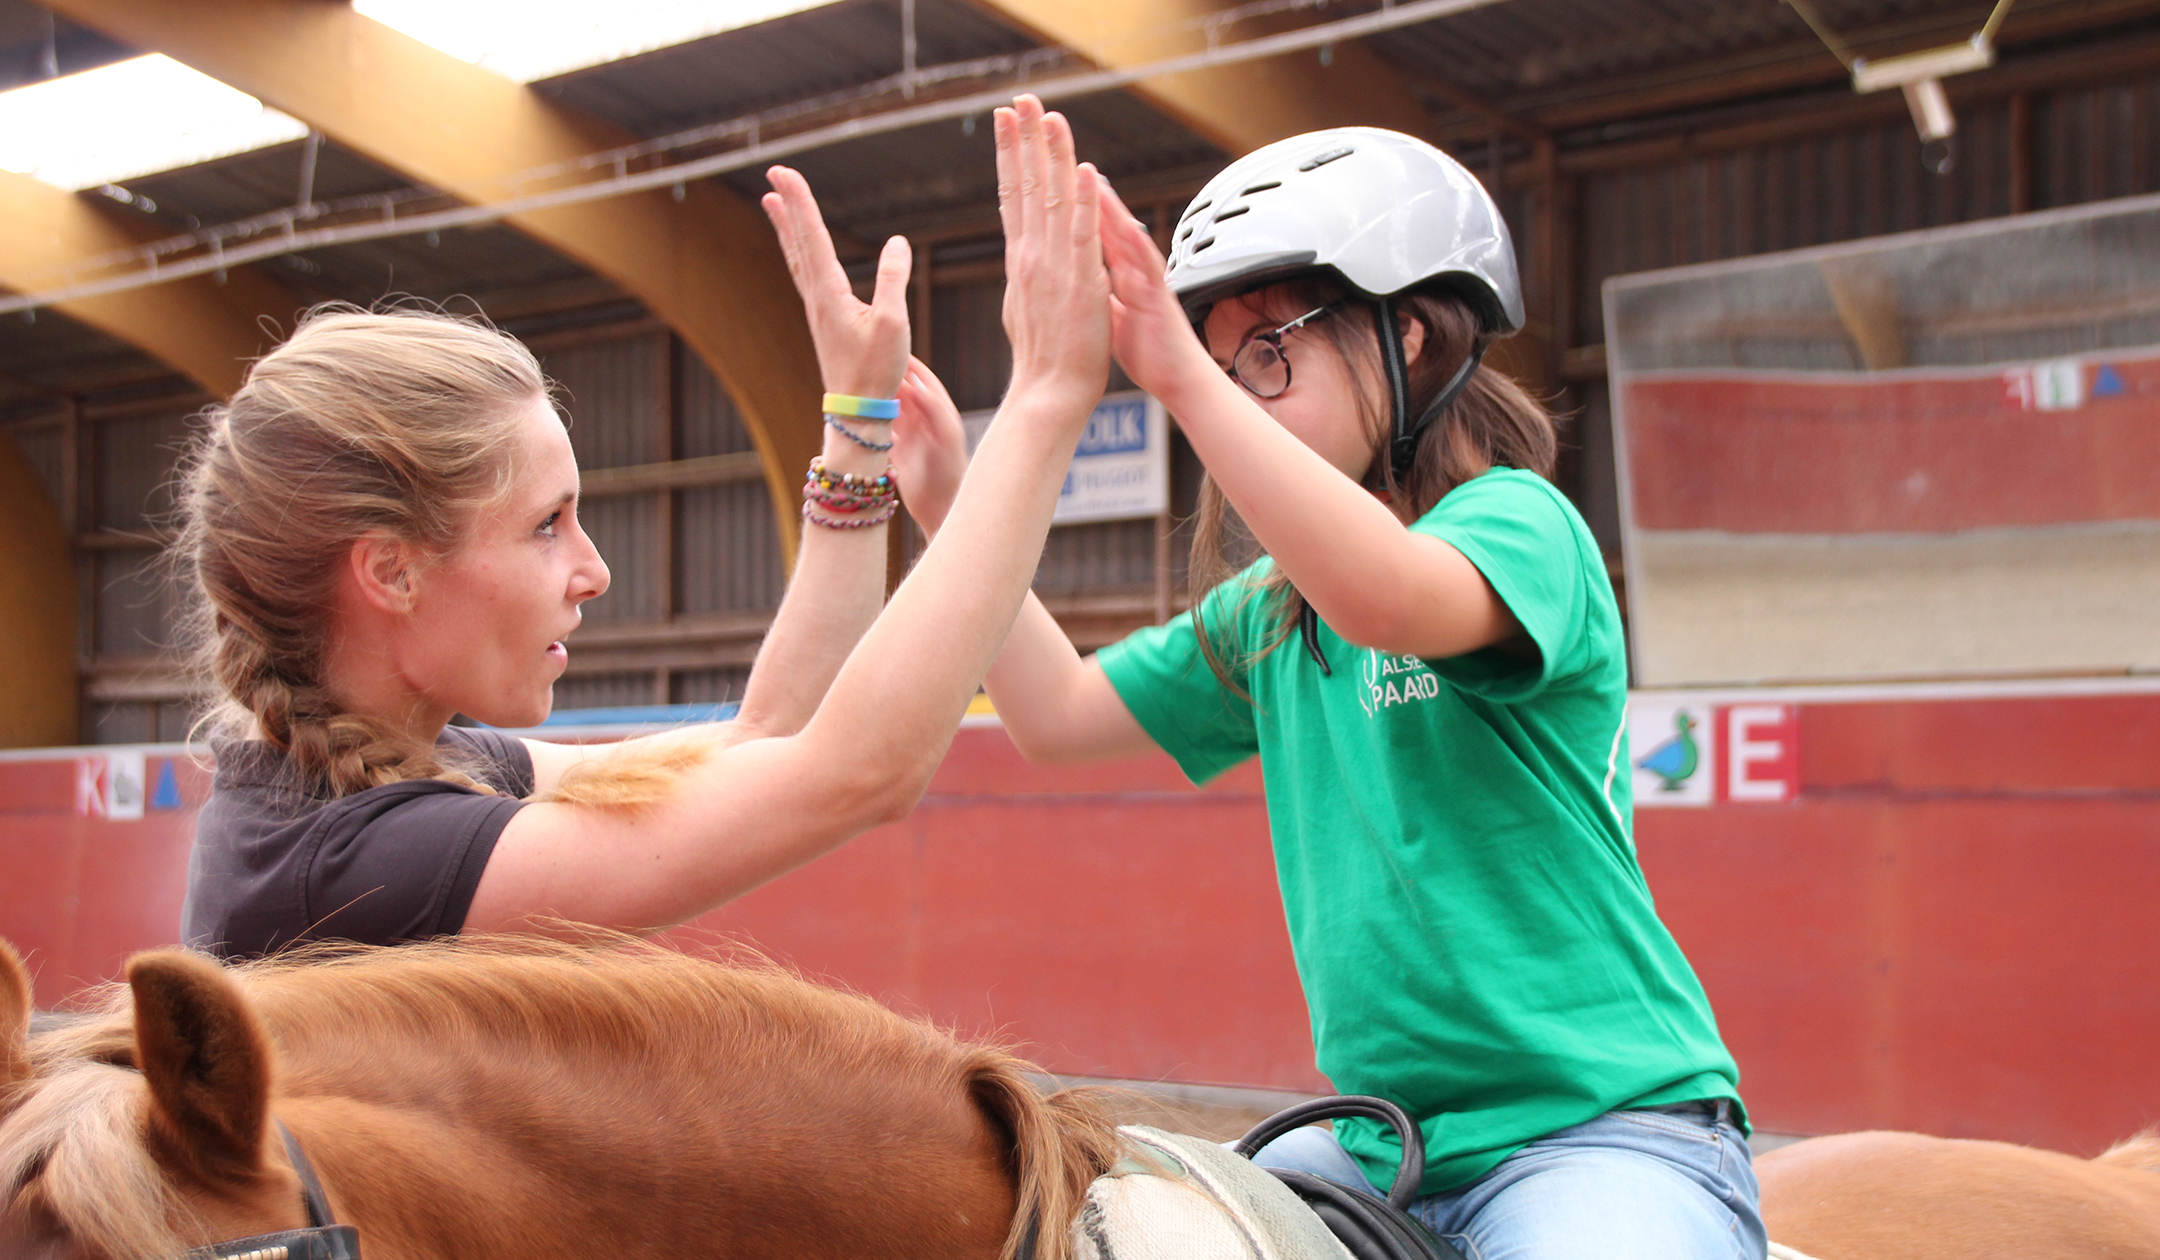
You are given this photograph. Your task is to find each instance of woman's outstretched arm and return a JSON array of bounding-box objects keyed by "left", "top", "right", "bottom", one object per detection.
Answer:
[
  {"left": 892, "top": 360, "right": 1157, "bottom": 766},
  {"left": 465, "top": 96, "right": 1110, "bottom": 934},
  {"left": 520, "top": 172, "right": 912, "bottom": 793}
]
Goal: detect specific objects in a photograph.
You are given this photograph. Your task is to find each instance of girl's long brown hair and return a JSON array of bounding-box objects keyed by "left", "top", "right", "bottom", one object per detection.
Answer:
[{"left": 1187, "top": 275, "right": 1558, "bottom": 685}]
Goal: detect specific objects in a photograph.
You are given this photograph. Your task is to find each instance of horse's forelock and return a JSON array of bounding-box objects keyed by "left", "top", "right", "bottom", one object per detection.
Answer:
[{"left": 1, "top": 1059, "right": 198, "bottom": 1260}]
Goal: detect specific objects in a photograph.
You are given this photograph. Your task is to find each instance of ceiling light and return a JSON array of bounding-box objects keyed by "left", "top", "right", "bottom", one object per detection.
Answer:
[
  {"left": 0, "top": 54, "right": 306, "bottom": 192},
  {"left": 353, "top": 0, "right": 837, "bottom": 84}
]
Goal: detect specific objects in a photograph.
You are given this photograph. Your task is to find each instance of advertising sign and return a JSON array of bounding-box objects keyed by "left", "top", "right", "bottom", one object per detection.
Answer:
[
  {"left": 963, "top": 390, "right": 1169, "bottom": 525},
  {"left": 1628, "top": 700, "right": 1798, "bottom": 808}
]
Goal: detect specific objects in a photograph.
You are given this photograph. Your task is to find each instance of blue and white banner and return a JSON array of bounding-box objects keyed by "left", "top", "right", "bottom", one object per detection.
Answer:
[{"left": 963, "top": 390, "right": 1170, "bottom": 525}]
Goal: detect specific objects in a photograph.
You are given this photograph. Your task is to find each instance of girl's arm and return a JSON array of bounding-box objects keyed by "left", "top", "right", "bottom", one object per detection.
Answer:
[
  {"left": 894, "top": 360, "right": 1156, "bottom": 765},
  {"left": 1094, "top": 177, "right": 1519, "bottom": 662},
  {"left": 464, "top": 97, "right": 1112, "bottom": 933},
  {"left": 521, "top": 169, "right": 915, "bottom": 793}
]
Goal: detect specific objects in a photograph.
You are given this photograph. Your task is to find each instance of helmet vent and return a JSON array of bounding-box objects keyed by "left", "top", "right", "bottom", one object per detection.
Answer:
[
  {"left": 1191, "top": 236, "right": 1217, "bottom": 253},
  {"left": 1179, "top": 199, "right": 1213, "bottom": 226},
  {"left": 1297, "top": 145, "right": 1355, "bottom": 172},
  {"left": 1212, "top": 205, "right": 1250, "bottom": 223},
  {"left": 1241, "top": 180, "right": 1282, "bottom": 194}
]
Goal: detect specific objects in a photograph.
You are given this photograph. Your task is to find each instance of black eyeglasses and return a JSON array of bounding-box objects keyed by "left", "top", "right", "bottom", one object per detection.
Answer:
[{"left": 1226, "top": 302, "right": 1343, "bottom": 399}]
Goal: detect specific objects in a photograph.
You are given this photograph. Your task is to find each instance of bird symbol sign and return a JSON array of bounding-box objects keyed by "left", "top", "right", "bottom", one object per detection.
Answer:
[{"left": 1628, "top": 700, "right": 1798, "bottom": 808}]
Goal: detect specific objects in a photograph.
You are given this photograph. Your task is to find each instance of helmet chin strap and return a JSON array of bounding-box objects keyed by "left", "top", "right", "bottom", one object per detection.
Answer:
[{"left": 1373, "top": 297, "right": 1487, "bottom": 479}]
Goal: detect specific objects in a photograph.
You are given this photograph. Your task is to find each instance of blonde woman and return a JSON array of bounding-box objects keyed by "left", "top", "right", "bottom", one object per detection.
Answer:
[{"left": 179, "top": 98, "right": 1104, "bottom": 957}]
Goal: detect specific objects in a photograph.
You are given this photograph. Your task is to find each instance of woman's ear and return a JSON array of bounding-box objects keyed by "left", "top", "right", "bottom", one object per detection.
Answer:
[
  {"left": 128, "top": 951, "right": 272, "bottom": 1183},
  {"left": 1400, "top": 313, "right": 1427, "bottom": 368},
  {"left": 347, "top": 531, "right": 416, "bottom": 614}
]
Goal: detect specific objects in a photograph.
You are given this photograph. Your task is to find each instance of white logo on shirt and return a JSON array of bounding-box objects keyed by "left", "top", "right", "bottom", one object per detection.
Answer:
[{"left": 1358, "top": 648, "right": 1441, "bottom": 716}]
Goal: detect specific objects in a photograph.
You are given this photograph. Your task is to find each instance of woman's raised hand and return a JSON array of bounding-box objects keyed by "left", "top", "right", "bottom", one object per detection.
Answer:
[
  {"left": 762, "top": 165, "right": 912, "bottom": 399},
  {"left": 1095, "top": 170, "right": 1214, "bottom": 403},
  {"left": 993, "top": 96, "right": 1111, "bottom": 418}
]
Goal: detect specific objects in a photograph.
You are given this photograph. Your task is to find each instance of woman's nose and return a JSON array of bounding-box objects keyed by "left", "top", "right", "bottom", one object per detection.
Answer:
[{"left": 576, "top": 535, "right": 611, "bottom": 603}]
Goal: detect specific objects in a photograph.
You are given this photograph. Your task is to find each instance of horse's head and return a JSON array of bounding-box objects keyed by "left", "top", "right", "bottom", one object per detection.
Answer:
[{"left": 0, "top": 941, "right": 320, "bottom": 1260}]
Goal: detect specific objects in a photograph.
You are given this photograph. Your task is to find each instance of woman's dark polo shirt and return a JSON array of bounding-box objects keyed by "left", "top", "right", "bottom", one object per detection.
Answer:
[{"left": 183, "top": 727, "right": 533, "bottom": 959}]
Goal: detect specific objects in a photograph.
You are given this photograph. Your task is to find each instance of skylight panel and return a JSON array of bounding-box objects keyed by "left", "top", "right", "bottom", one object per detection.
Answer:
[
  {"left": 354, "top": 0, "right": 838, "bottom": 84},
  {"left": 0, "top": 54, "right": 307, "bottom": 192}
]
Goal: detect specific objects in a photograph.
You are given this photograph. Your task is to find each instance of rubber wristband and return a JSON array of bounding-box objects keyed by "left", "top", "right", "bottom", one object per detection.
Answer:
[{"left": 822, "top": 392, "right": 900, "bottom": 420}]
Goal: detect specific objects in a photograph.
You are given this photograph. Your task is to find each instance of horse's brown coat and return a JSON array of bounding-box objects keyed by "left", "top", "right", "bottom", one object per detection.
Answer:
[
  {"left": 0, "top": 937, "right": 1118, "bottom": 1260},
  {"left": 1760, "top": 1129, "right": 2160, "bottom": 1259}
]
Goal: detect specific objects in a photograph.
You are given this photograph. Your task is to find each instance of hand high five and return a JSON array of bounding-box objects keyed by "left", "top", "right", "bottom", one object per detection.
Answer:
[
  {"left": 761, "top": 165, "right": 912, "bottom": 400},
  {"left": 992, "top": 95, "right": 1111, "bottom": 420}
]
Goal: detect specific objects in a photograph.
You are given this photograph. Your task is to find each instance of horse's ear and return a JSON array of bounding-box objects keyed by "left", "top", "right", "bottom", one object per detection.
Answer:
[
  {"left": 0, "top": 939, "right": 30, "bottom": 1103},
  {"left": 128, "top": 951, "right": 271, "bottom": 1180}
]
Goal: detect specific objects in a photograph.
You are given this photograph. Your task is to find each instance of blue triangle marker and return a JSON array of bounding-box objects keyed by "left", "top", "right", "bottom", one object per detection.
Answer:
[
  {"left": 2093, "top": 364, "right": 2126, "bottom": 398},
  {"left": 151, "top": 760, "right": 182, "bottom": 810}
]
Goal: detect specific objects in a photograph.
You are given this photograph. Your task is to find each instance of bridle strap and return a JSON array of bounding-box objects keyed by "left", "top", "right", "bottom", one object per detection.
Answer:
[
  {"left": 157, "top": 1122, "right": 361, "bottom": 1260},
  {"left": 275, "top": 1120, "right": 337, "bottom": 1231}
]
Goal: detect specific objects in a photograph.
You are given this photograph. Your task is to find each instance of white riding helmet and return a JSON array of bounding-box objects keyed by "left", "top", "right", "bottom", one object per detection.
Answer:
[
  {"left": 1164, "top": 128, "right": 1525, "bottom": 481},
  {"left": 1164, "top": 127, "right": 1524, "bottom": 333}
]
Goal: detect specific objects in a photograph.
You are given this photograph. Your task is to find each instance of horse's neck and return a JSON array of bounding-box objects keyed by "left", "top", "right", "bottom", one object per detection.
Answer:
[{"left": 278, "top": 1046, "right": 740, "bottom": 1259}]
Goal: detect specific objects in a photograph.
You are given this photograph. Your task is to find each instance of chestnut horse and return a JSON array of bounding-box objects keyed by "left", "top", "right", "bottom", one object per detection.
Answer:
[
  {"left": 0, "top": 936, "right": 1119, "bottom": 1260},
  {"left": 1760, "top": 1128, "right": 2160, "bottom": 1259}
]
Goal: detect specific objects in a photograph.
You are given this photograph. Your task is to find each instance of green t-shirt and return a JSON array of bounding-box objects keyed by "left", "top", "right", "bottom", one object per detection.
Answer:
[{"left": 1097, "top": 468, "right": 1742, "bottom": 1195}]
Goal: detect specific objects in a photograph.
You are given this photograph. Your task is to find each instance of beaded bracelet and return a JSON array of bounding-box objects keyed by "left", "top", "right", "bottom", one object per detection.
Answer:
[
  {"left": 823, "top": 392, "right": 901, "bottom": 420},
  {"left": 805, "top": 456, "right": 898, "bottom": 495},
  {"left": 823, "top": 412, "right": 894, "bottom": 452},
  {"left": 802, "top": 499, "right": 898, "bottom": 530}
]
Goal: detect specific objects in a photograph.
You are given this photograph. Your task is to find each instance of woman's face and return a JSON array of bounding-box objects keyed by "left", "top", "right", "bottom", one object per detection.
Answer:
[
  {"left": 396, "top": 394, "right": 610, "bottom": 729},
  {"left": 1203, "top": 290, "right": 1380, "bottom": 481}
]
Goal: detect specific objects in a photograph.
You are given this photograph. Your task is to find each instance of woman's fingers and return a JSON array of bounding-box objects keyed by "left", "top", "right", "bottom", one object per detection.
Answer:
[
  {"left": 1071, "top": 159, "right": 1102, "bottom": 254},
  {"left": 992, "top": 107, "right": 1020, "bottom": 244},
  {"left": 765, "top": 165, "right": 849, "bottom": 305},
  {"left": 1041, "top": 108, "right": 1077, "bottom": 240},
  {"left": 1014, "top": 94, "right": 1047, "bottom": 244},
  {"left": 868, "top": 234, "right": 913, "bottom": 325}
]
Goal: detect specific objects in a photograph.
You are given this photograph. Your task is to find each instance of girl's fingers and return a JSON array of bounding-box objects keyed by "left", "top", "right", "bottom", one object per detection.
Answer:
[{"left": 1071, "top": 159, "right": 1101, "bottom": 253}]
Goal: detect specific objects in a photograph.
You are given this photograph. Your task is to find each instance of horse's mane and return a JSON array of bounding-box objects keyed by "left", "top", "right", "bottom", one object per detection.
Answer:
[
  {"left": 5, "top": 936, "right": 1057, "bottom": 1260},
  {"left": 2096, "top": 1128, "right": 2160, "bottom": 1173}
]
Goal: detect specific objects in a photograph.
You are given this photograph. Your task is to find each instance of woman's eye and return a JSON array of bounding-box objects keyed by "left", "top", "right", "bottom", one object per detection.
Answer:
[{"left": 538, "top": 510, "right": 561, "bottom": 537}]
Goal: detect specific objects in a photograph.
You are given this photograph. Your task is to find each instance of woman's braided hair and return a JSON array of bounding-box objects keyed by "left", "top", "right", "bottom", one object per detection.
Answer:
[{"left": 173, "top": 306, "right": 549, "bottom": 798}]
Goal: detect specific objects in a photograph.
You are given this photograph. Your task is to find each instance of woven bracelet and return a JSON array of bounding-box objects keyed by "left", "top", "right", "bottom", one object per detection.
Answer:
[
  {"left": 823, "top": 412, "right": 894, "bottom": 452},
  {"left": 801, "top": 499, "right": 897, "bottom": 530}
]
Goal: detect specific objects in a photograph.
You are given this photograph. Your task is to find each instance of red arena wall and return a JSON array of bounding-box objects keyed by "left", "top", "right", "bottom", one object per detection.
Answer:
[{"left": 4, "top": 684, "right": 2156, "bottom": 1154}]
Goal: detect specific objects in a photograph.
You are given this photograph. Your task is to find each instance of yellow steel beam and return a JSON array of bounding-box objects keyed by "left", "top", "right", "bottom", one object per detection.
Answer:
[
  {"left": 970, "top": 0, "right": 1433, "bottom": 153},
  {"left": 46, "top": 0, "right": 823, "bottom": 556},
  {"left": 0, "top": 171, "right": 296, "bottom": 746},
  {"left": 0, "top": 169, "right": 290, "bottom": 397}
]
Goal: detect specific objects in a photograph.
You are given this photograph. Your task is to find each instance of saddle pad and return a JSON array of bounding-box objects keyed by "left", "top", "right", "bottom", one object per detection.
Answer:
[
  {"left": 1072, "top": 1125, "right": 1355, "bottom": 1260},
  {"left": 1768, "top": 1245, "right": 1821, "bottom": 1260}
]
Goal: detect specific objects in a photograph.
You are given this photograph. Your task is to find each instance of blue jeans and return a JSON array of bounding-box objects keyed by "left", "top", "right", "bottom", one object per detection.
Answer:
[{"left": 1250, "top": 1105, "right": 1767, "bottom": 1260}]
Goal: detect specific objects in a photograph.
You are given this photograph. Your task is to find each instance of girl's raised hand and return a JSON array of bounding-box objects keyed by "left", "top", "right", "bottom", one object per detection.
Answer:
[
  {"left": 762, "top": 165, "right": 912, "bottom": 399},
  {"left": 893, "top": 356, "right": 968, "bottom": 533},
  {"left": 993, "top": 96, "right": 1111, "bottom": 419},
  {"left": 1095, "top": 171, "right": 1215, "bottom": 403}
]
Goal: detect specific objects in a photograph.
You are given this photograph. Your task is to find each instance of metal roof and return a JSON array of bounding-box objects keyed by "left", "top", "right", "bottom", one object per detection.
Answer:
[{"left": 1, "top": 0, "right": 2150, "bottom": 414}]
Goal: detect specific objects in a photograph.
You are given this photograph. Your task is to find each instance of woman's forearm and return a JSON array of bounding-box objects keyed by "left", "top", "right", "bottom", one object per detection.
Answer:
[{"left": 730, "top": 423, "right": 893, "bottom": 737}]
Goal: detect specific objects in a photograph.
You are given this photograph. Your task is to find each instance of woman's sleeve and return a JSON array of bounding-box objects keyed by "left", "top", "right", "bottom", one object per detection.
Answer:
[
  {"left": 296, "top": 785, "right": 523, "bottom": 945},
  {"left": 1412, "top": 472, "right": 1597, "bottom": 704},
  {"left": 1095, "top": 584, "right": 1260, "bottom": 786}
]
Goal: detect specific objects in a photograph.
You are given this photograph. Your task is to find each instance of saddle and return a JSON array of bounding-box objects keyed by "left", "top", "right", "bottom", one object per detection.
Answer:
[
  {"left": 1070, "top": 1095, "right": 1465, "bottom": 1260},
  {"left": 1233, "top": 1096, "right": 1467, "bottom": 1260}
]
